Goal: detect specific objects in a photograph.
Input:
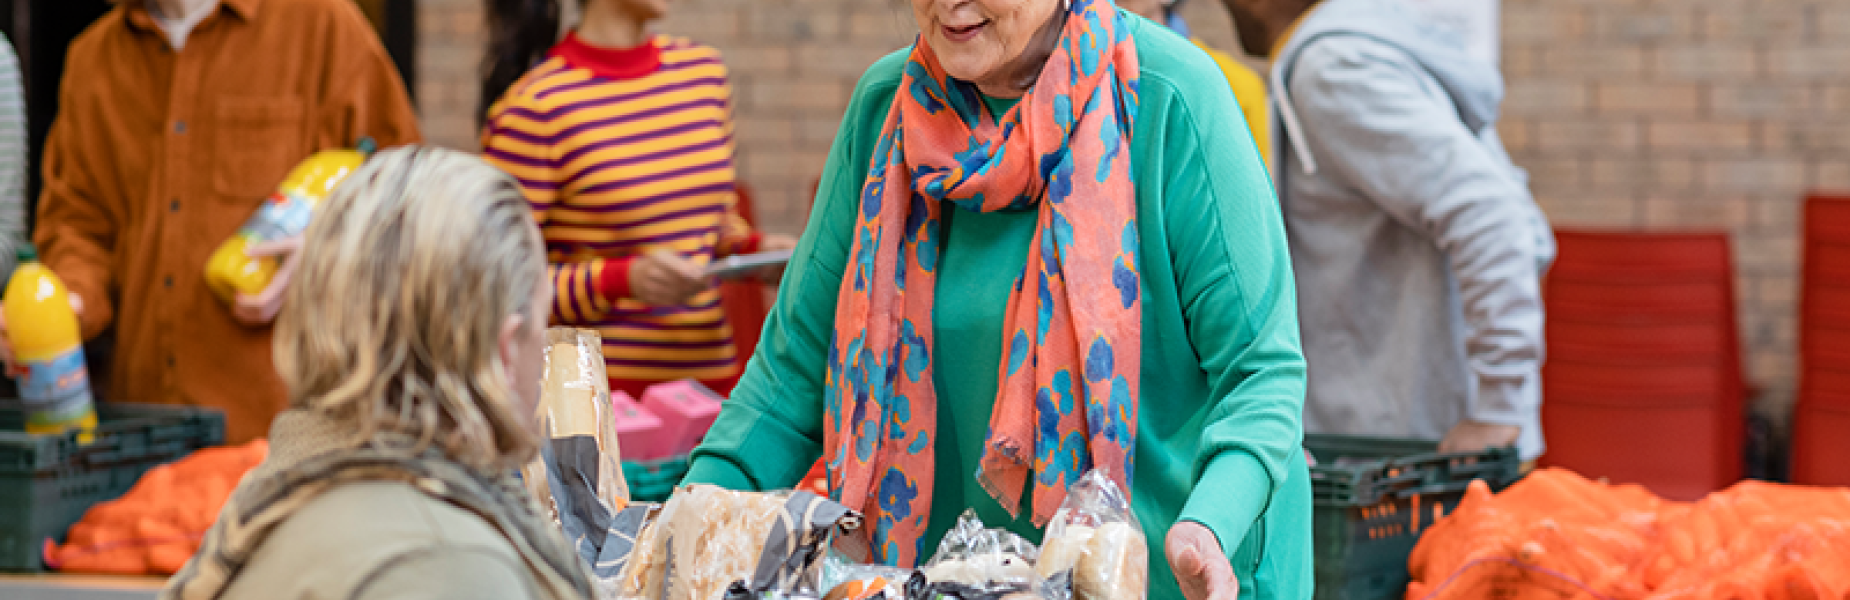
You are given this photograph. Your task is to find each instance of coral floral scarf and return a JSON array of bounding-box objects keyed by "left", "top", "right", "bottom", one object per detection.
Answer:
[{"left": 825, "top": 0, "right": 1142, "bottom": 566}]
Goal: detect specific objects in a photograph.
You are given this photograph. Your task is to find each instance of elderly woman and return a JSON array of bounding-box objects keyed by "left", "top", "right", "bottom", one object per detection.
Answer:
[
  {"left": 162, "top": 147, "right": 592, "bottom": 600},
  {"left": 685, "top": 0, "right": 1311, "bottom": 599}
]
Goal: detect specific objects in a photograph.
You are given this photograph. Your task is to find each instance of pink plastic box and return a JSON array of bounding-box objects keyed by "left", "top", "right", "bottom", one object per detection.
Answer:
[
  {"left": 610, "top": 391, "right": 672, "bottom": 461},
  {"left": 640, "top": 380, "right": 725, "bottom": 456}
]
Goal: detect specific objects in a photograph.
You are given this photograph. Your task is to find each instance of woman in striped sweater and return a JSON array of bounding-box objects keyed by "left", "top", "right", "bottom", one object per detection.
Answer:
[{"left": 480, "top": 0, "right": 794, "bottom": 398}]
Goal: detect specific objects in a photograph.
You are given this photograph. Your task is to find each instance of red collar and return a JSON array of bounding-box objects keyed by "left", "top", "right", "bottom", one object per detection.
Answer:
[{"left": 549, "top": 32, "right": 662, "bottom": 81}]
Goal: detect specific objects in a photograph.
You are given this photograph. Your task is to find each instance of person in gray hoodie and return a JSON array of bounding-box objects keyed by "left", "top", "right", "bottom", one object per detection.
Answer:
[{"left": 1215, "top": 0, "right": 1555, "bottom": 460}]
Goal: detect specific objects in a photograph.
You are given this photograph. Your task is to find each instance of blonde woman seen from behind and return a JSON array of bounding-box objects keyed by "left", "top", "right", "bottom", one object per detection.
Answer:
[{"left": 162, "top": 146, "right": 593, "bottom": 600}]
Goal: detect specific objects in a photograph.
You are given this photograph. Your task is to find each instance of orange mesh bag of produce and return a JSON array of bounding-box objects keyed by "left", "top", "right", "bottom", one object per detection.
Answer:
[
  {"left": 1406, "top": 469, "right": 1658, "bottom": 600},
  {"left": 1643, "top": 482, "right": 1850, "bottom": 599},
  {"left": 1408, "top": 469, "right": 1850, "bottom": 600},
  {"left": 44, "top": 440, "right": 269, "bottom": 574}
]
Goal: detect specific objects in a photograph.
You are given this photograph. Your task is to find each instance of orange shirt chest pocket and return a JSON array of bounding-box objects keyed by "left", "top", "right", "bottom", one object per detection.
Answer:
[{"left": 212, "top": 97, "right": 310, "bottom": 200}]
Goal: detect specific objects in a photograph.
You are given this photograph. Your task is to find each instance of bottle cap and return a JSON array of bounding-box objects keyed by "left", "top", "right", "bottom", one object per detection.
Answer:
[{"left": 16, "top": 243, "right": 35, "bottom": 263}]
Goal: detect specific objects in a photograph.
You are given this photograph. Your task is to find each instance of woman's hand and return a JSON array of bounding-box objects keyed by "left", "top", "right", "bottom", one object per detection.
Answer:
[
  {"left": 1438, "top": 420, "right": 1520, "bottom": 455},
  {"left": 760, "top": 234, "right": 798, "bottom": 252},
  {"left": 231, "top": 236, "right": 304, "bottom": 326},
  {"left": 1168, "top": 521, "right": 1239, "bottom": 600},
  {"left": 629, "top": 249, "right": 710, "bottom": 306}
]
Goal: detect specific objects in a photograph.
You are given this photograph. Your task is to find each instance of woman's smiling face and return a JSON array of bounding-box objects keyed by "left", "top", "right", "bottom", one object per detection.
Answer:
[{"left": 911, "top": 0, "right": 1065, "bottom": 96}]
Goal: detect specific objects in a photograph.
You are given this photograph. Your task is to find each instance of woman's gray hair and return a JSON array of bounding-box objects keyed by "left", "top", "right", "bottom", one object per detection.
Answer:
[{"left": 273, "top": 145, "right": 547, "bottom": 473}]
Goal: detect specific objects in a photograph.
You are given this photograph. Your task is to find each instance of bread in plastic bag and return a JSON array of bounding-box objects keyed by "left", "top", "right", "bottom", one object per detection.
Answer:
[
  {"left": 905, "top": 570, "right": 1072, "bottom": 600},
  {"left": 821, "top": 553, "right": 914, "bottom": 600},
  {"left": 923, "top": 510, "right": 1039, "bottom": 587},
  {"left": 616, "top": 485, "right": 861, "bottom": 600},
  {"left": 519, "top": 327, "right": 634, "bottom": 597},
  {"left": 1035, "top": 470, "right": 1146, "bottom": 600},
  {"left": 914, "top": 511, "right": 1071, "bottom": 600}
]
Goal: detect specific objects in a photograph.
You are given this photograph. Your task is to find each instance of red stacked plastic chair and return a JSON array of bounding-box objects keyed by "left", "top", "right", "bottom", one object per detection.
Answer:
[
  {"left": 1792, "top": 193, "right": 1850, "bottom": 485},
  {"left": 1540, "top": 229, "right": 1746, "bottom": 500}
]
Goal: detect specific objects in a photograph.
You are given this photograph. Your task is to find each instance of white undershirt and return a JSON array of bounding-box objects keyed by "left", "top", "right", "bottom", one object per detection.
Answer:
[{"left": 147, "top": 0, "right": 217, "bottom": 51}]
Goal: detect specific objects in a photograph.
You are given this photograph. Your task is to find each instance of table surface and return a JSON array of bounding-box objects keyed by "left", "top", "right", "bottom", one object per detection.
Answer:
[{"left": 0, "top": 573, "right": 165, "bottom": 600}]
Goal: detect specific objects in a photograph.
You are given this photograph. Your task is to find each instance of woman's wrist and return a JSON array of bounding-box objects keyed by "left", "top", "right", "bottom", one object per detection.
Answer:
[
  {"left": 1178, "top": 450, "right": 1275, "bottom": 557},
  {"left": 598, "top": 256, "right": 637, "bottom": 302}
]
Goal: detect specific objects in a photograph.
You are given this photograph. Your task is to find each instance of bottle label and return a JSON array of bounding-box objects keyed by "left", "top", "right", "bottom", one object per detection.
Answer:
[
  {"left": 240, "top": 192, "right": 315, "bottom": 243},
  {"left": 19, "top": 345, "right": 94, "bottom": 416}
]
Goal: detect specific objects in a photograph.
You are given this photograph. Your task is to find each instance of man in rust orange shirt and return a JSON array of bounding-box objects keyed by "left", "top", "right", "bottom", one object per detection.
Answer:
[{"left": 13, "top": 0, "right": 420, "bottom": 442}]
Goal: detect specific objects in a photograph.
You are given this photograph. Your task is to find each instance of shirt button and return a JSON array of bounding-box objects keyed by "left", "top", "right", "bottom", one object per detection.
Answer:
[
  {"left": 169, "top": 199, "right": 180, "bottom": 213},
  {"left": 164, "top": 276, "right": 174, "bottom": 288},
  {"left": 173, "top": 121, "right": 186, "bottom": 134},
  {"left": 166, "top": 356, "right": 176, "bottom": 368}
]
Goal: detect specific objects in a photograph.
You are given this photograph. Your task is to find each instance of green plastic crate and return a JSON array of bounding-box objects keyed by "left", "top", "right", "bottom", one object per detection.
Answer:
[
  {"left": 622, "top": 454, "right": 689, "bottom": 502},
  {"left": 0, "top": 402, "right": 225, "bottom": 571},
  {"left": 1306, "top": 434, "right": 1522, "bottom": 600}
]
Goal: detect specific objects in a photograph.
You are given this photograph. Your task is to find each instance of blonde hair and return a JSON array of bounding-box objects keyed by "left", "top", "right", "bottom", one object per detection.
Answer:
[{"left": 274, "top": 145, "right": 546, "bottom": 473}]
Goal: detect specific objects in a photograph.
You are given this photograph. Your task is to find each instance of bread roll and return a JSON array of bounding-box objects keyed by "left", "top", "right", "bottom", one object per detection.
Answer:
[
  {"left": 1035, "top": 522, "right": 1094, "bottom": 580},
  {"left": 1074, "top": 522, "right": 1146, "bottom": 600}
]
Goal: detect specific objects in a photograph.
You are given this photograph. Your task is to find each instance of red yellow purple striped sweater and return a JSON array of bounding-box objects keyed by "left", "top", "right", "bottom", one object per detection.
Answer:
[{"left": 482, "top": 33, "right": 759, "bottom": 391}]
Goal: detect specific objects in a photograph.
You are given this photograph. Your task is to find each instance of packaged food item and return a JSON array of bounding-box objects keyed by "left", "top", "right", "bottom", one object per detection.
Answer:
[
  {"left": 1035, "top": 471, "right": 1146, "bottom": 600},
  {"left": 203, "top": 143, "right": 370, "bottom": 305},
  {"left": 593, "top": 503, "right": 663, "bottom": 598},
  {"left": 821, "top": 554, "right": 914, "bottom": 600},
  {"left": 617, "top": 504, "right": 670, "bottom": 598},
  {"left": 914, "top": 511, "right": 1070, "bottom": 600},
  {"left": 824, "top": 575, "right": 908, "bottom": 600},
  {"left": 923, "top": 511, "right": 1039, "bottom": 587},
  {"left": 522, "top": 327, "right": 632, "bottom": 591},
  {"left": 617, "top": 486, "right": 860, "bottom": 600},
  {"left": 3, "top": 244, "right": 97, "bottom": 442},
  {"left": 905, "top": 570, "right": 1072, "bottom": 600}
]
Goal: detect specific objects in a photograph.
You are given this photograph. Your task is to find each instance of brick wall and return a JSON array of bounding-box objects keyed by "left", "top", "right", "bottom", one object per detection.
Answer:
[
  {"left": 1498, "top": 0, "right": 1848, "bottom": 422},
  {"left": 413, "top": 0, "right": 1240, "bottom": 233},
  {"left": 412, "top": 0, "right": 915, "bottom": 234},
  {"left": 413, "top": 0, "right": 1841, "bottom": 422},
  {"left": 415, "top": 0, "right": 488, "bottom": 151}
]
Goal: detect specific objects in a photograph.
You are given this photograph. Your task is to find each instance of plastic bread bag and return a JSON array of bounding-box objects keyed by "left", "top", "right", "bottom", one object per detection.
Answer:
[
  {"left": 616, "top": 485, "right": 862, "bottom": 600},
  {"left": 912, "top": 511, "right": 1072, "bottom": 600},
  {"left": 592, "top": 503, "right": 664, "bottom": 598},
  {"left": 922, "top": 511, "right": 1039, "bottom": 587},
  {"left": 1034, "top": 470, "right": 1147, "bottom": 600},
  {"left": 820, "top": 552, "right": 914, "bottom": 600},
  {"left": 904, "top": 570, "right": 1073, "bottom": 600},
  {"left": 522, "top": 327, "right": 634, "bottom": 591}
]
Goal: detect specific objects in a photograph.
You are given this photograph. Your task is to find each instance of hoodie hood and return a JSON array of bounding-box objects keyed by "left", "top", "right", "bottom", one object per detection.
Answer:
[{"left": 1270, "top": 0, "right": 1504, "bottom": 174}]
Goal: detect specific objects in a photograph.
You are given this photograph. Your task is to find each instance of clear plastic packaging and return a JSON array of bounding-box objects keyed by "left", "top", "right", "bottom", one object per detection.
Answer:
[
  {"left": 521, "top": 327, "right": 634, "bottom": 596},
  {"left": 617, "top": 485, "right": 860, "bottom": 600},
  {"left": 821, "top": 553, "right": 914, "bottom": 600},
  {"left": 906, "top": 570, "right": 1072, "bottom": 600},
  {"left": 911, "top": 511, "right": 1071, "bottom": 600},
  {"left": 922, "top": 511, "right": 1040, "bottom": 587},
  {"left": 1035, "top": 471, "right": 1147, "bottom": 600}
]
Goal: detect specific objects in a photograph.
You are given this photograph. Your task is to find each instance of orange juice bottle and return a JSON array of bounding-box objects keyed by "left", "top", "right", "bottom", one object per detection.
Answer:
[
  {"left": 4, "top": 244, "right": 97, "bottom": 442},
  {"left": 204, "top": 142, "right": 372, "bottom": 305}
]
